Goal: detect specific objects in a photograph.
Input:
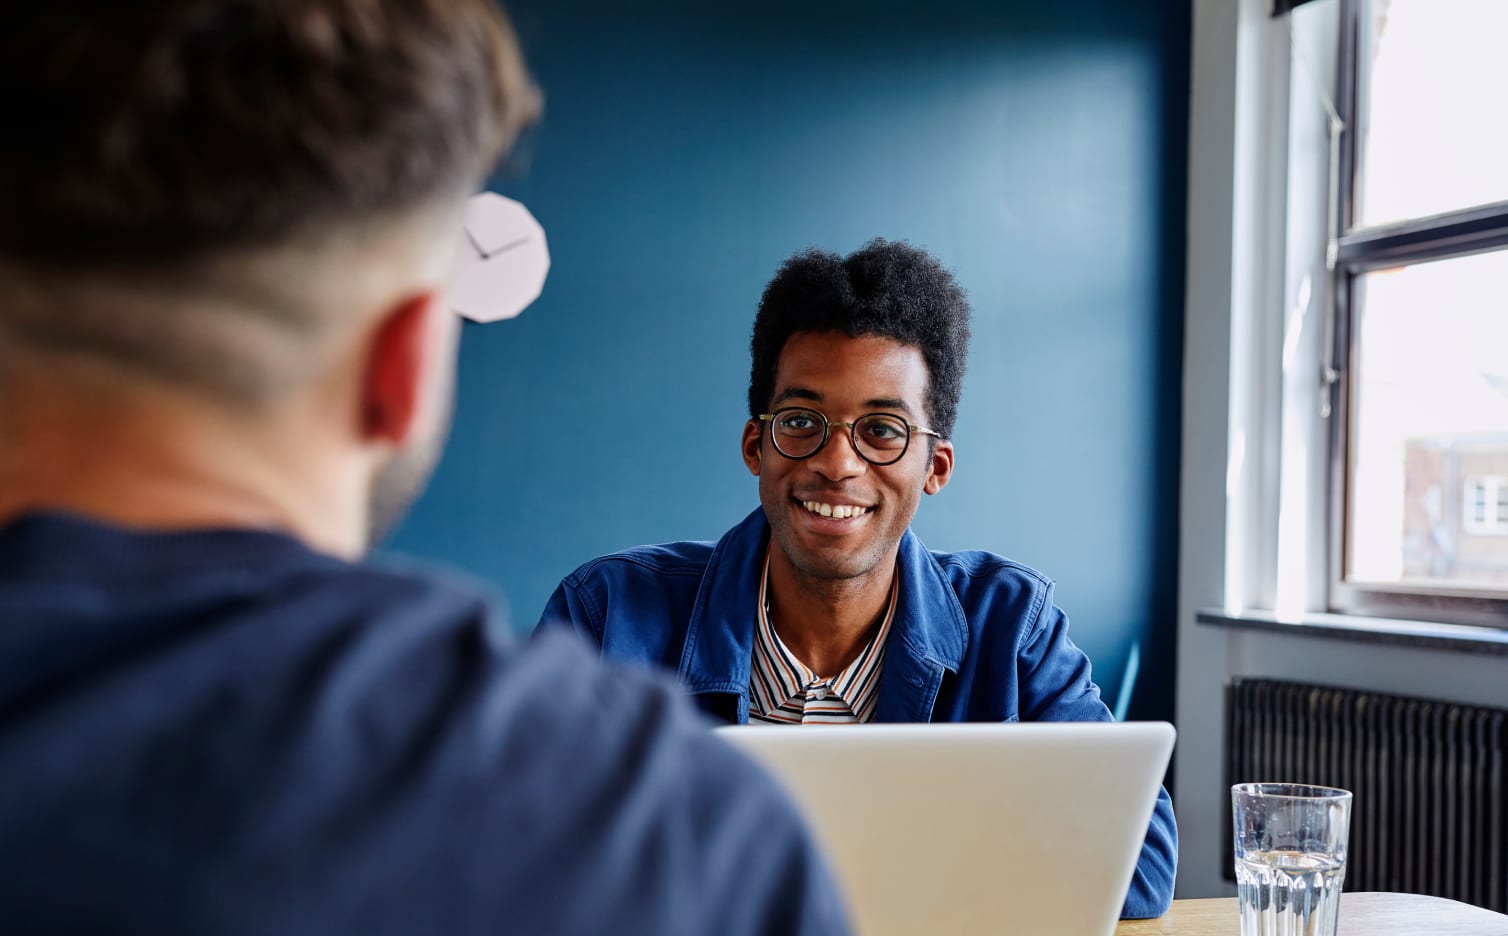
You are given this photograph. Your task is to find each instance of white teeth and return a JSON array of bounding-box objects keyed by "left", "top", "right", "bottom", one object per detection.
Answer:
[{"left": 801, "top": 501, "right": 869, "bottom": 519}]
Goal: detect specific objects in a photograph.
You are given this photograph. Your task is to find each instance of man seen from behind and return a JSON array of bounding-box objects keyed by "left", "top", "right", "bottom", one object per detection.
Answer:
[{"left": 0, "top": 3, "right": 848, "bottom": 933}]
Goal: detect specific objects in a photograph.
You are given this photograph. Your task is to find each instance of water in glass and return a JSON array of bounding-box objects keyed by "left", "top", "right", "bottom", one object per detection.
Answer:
[{"left": 1236, "top": 849, "right": 1345, "bottom": 936}]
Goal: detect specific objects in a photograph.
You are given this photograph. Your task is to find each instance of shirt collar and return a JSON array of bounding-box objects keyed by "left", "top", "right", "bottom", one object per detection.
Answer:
[
  {"left": 677, "top": 509, "right": 972, "bottom": 721},
  {"left": 749, "top": 546, "right": 897, "bottom": 722}
]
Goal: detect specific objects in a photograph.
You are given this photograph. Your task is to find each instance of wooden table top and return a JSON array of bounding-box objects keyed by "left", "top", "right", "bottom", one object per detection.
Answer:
[{"left": 1115, "top": 892, "right": 1508, "bottom": 935}]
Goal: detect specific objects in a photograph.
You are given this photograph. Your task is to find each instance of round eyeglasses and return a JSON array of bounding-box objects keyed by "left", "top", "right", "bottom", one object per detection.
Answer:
[{"left": 757, "top": 406, "right": 940, "bottom": 467}]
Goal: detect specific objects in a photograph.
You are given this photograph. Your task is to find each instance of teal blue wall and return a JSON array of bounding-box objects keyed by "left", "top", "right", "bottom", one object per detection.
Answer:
[{"left": 388, "top": 0, "right": 1189, "bottom": 723}]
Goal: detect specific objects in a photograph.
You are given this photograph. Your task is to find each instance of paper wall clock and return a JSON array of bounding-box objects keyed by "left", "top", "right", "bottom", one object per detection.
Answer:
[{"left": 450, "top": 192, "right": 550, "bottom": 323}]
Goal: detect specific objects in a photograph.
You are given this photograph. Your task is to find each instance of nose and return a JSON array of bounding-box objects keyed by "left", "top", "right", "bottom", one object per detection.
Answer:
[{"left": 808, "top": 423, "right": 867, "bottom": 481}]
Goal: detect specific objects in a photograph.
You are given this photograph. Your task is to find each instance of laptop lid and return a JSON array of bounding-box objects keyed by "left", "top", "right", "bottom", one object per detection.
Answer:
[{"left": 716, "top": 722, "right": 1174, "bottom": 936}]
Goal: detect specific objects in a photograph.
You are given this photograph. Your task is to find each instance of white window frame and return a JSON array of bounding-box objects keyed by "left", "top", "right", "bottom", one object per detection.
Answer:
[
  {"left": 1326, "top": 0, "right": 1508, "bottom": 621},
  {"left": 1206, "top": 0, "right": 1508, "bottom": 628},
  {"left": 1463, "top": 475, "right": 1508, "bottom": 535}
]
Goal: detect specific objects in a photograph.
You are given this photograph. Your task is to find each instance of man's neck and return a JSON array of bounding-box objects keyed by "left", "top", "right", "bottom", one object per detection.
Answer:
[
  {"left": 764, "top": 546, "right": 897, "bottom": 679},
  {"left": 0, "top": 377, "right": 369, "bottom": 559}
]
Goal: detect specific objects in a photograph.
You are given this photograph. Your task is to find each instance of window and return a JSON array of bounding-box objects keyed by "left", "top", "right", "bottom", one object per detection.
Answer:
[
  {"left": 1331, "top": 0, "right": 1508, "bottom": 621},
  {"left": 1462, "top": 476, "right": 1508, "bottom": 536}
]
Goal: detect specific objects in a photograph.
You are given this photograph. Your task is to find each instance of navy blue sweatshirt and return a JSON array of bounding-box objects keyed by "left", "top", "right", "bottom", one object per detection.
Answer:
[{"left": 0, "top": 512, "right": 849, "bottom": 935}]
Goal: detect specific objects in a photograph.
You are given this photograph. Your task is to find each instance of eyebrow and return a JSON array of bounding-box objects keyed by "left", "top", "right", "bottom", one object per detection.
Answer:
[
  {"left": 864, "top": 397, "right": 913, "bottom": 416},
  {"left": 771, "top": 387, "right": 915, "bottom": 417},
  {"left": 772, "top": 387, "right": 822, "bottom": 406}
]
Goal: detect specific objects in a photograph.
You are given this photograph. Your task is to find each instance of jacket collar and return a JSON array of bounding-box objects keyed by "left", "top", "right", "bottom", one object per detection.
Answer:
[{"left": 679, "top": 508, "right": 970, "bottom": 723}]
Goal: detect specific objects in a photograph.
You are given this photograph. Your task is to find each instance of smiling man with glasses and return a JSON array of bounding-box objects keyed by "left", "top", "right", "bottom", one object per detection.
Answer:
[{"left": 537, "top": 238, "right": 1178, "bottom": 918}]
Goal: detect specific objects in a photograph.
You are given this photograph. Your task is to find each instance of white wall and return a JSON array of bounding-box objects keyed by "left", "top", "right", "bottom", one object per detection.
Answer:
[{"left": 1175, "top": 0, "right": 1508, "bottom": 899}]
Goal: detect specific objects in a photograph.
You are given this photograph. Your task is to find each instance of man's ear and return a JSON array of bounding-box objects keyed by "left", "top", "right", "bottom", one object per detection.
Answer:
[
  {"left": 360, "top": 292, "right": 445, "bottom": 446},
  {"left": 923, "top": 439, "right": 954, "bottom": 495},
  {"left": 741, "top": 419, "right": 764, "bottom": 476}
]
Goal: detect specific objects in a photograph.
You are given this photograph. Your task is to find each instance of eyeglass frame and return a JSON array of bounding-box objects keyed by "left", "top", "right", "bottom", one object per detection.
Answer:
[{"left": 756, "top": 406, "right": 942, "bottom": 467}]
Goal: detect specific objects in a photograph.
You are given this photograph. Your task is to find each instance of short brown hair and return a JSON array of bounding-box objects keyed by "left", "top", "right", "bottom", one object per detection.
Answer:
[
  {"left": 0, "top": 0, "right": 539, "bottom": 266},
  {"left": 0, "top": 1, "right": 539, "bottom": 401}
]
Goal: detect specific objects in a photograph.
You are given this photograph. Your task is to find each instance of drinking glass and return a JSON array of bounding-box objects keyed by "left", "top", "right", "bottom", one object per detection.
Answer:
[{"left": 1231, "top": 783, "right": 1353, "bottom": 936}]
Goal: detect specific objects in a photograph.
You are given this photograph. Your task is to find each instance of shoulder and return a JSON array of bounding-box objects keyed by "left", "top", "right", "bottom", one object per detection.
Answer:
[
  {"left": 921, "top": 547, "right": 1061, "bottom": 653},
  {"left": 428, "top": 631, "right": 849, "bottom": 932},
  {"left": 476, "top": 632, "right": 742, "bottom": 792},
  {"left": 543, "top": 541, "right": 717, "bottom": 655},
  {"left": 255, "top": 560, "right": 808, "bottom": 855},
  {"left": 552, "top": 541, "right": 717, "bottom": 621},
  {"left": 560, "top": 540, "right": 718, "bottom": 588},
  {"left": 248, "top": 572, "right": 842, "bottom": 931},
  {"left": 929, "top": 548, "right": 1055, "bottom": 602},
  {"left": 507, "top": 633, "right": 730, "bottom": 782},
  {"left": 273, "top": 551, "right": 501, "bottom": 633}
]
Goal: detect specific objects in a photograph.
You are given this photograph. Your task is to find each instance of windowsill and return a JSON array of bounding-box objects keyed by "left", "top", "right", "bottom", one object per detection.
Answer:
[{"left": 1196, "top": 607, "right": 1508, "bottom": 656}]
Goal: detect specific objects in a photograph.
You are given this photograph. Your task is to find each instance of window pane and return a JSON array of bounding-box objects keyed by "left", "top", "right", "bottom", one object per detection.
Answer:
[
  {"left": 1356, "top": 0, "right": 1508, "bottom": 227},
  {"left": 1463, "top": 479, "right": 1490, "bottom": 528},
  {"left": 1349, "top": 249, "right": 1508, "bottom": 588}
]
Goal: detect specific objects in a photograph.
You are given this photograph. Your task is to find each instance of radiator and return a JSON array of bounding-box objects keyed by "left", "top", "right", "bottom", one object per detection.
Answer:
[{"left": 1223, "top": 678, "right": 1508, "bottom": 913}]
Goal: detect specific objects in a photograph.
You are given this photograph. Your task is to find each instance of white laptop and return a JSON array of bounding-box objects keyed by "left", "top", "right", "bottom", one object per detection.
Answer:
[{"left": 717, "top": 722, "right": 1174, "bottom": 936}]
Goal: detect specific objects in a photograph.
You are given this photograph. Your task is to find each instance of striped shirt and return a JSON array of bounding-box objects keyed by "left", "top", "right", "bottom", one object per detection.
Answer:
[{"left": 748, "top": 549, "right": 897, "bottom": 725}]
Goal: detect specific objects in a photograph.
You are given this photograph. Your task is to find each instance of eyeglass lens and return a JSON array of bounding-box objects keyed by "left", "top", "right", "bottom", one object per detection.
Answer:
[{"left": 768, "top": 407, "right": 910, "bottom": 465}]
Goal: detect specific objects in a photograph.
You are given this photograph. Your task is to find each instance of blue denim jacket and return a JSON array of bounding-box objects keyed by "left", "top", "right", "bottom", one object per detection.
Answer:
[{"left": 537, "top": 508, "right": 1178, "bottom": 919}]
